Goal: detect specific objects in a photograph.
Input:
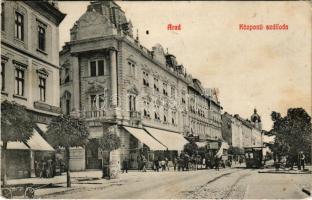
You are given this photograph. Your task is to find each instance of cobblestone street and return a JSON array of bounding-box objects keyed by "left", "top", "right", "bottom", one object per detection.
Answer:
[{"left": 35, "top": 168, "right": 311, "bottom": 199}]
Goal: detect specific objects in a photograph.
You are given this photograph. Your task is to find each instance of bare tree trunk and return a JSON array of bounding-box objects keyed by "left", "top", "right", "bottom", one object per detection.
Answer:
[
  {"left": 65, "top": 147, "right": 71, "bottom": 187},
  {"left": 101, "top": 151, "right": 110, "bottom": 179},
  {"left": 107, "top": 151, "right": 111, "bottom": 179},
  {"left": 2, "top": 142, "right": 7, "bottom": 186}
]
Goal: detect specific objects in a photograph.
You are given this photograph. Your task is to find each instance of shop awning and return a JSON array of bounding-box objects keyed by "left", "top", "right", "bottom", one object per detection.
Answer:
[
  {"left": 36, "top": 123, "right": 48, "bottom": 133},
  {"left": 1, "top": 141, "right": 29, "bottom": 150},
  {"left": 144, "top": 127, "right": 189, "bottom": 151},
  {"left": 123, "top": 126, "right": 167, "bottom": 151},
  {"left": 26, "top": 129, "right": 55, "bottom": 151}
]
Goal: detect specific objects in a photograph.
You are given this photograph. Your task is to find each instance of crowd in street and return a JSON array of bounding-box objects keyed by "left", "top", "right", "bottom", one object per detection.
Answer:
[{"left": 121, "top": 152, "right": 236, "bottom": 173}]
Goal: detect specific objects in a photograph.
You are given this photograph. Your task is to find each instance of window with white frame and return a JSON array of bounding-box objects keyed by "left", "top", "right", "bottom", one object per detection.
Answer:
[
  {"left": 39, "top": 77, "right": 46, "bottom": 102},
  {"left": 15, "top": 11, "right": 24, "bottom": 41},
  {"left": 89, "top": 93, "right": 108, "bottom": 110},
  {"left": 172, "top": 110, "right": 176, "bottom": 125},
  {"left": 163, "top": 82, "right": 168, "bottom": 96},
  {"left": 171, "top": 86, "right": 175, "bottom": 98},
  {"left": 154, "top": 77, "right": 159, "bottom": 92},
  {"left": 143, "top": 71, "right": 149, "bottom": 87},
  {"left": 37, "top": 20, "right": 46, "bottom": 51},
  {"left": 15, "top": 66, "right": 25, "bottom": 96},
  {"left": 143, "top": 100, "right": 151, "bottom": 118},
  {"left": 90, "top": 59, "right": 108, "bottom": 77},
  {"left": 128, "top": 61, "right": 136, "bottom": 77}
]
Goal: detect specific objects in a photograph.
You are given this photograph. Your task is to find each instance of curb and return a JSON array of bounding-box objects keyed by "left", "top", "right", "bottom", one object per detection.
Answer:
[
  {"left": 302, "top": 188, "right": 311, "bottom": 196},
  {"left": 258, "top": 171, "right": 312, "bottom": 174}
]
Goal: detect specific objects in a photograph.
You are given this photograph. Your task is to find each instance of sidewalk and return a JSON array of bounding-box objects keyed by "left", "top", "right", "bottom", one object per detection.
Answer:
[
  {"left": 5, "top": 170, "right": 104, "bottom": 197},
  {"left": 258, "top": 165, "right": 312, "bottom": 174},
  {"left": 4, "top": 168, "right": 233, "bottom": 198}
]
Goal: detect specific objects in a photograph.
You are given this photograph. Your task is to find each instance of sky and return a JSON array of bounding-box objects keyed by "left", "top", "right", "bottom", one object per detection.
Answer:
[{"left": 58, "top": 1, "right": 311, "bottom": 131}]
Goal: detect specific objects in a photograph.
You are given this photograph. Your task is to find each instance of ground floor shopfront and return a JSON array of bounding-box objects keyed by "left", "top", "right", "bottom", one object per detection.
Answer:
[
  {"left": 68, "top": 125, "right": 189, "bottom": 172},
  {"left": 1, "top": 124, "right": 55, "bottom": 179}
]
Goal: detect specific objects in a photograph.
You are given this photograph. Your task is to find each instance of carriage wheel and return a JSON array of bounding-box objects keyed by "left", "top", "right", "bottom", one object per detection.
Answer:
[
  {"left": 25, "top": 187, "right": 35, "bottom": 199},
  {"left": 1, "top": 188, "right": 12, "bottom": 199}
]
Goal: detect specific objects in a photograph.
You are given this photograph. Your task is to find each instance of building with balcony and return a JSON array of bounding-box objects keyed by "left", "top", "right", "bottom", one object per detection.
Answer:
[
  {"left": 1, "top": 1, "right": 65, "bottom": 178},
  {"left": 60, "top": 1, "right": 191, "bottom": 171}
]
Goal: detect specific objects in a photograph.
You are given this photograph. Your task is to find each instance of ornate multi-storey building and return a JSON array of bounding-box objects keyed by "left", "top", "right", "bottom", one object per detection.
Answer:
[
  {"left": 60, "top": 1, "right": 223, "bottom": 171},
  {"left": 60, "top": 1, "right": 191, "bottom": 170},
  {"left": 1, "top": 1, "right": 65, "bottom": 178}
]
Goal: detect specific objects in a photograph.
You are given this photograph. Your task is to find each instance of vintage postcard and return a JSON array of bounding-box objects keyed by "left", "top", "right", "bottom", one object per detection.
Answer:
[{"left": 0, "top": 1, "right": 311, "bottom": 199}]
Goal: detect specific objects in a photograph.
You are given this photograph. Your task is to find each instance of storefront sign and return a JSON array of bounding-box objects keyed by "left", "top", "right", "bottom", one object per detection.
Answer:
[{"left": 208, "top": 142, "right": 219, "bottom": 149}]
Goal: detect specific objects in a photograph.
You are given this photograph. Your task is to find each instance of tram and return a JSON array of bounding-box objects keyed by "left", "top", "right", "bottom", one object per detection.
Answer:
[{"left": 244, "top": 147, "right": 264, "bottom": 168}]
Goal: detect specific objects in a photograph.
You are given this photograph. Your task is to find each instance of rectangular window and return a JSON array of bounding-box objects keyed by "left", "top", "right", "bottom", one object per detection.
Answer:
[
  {"left": 143, "top": 71, "right": 149, "bottom": 87},
  {"left": 90, "top": 95, "right": 97, "bottom": 110},
  {"left": 15, "top": 12, "right": 24, "bottom": 41},
  {"left": 98, "top": 60, "right": 104, "bottom": 76},
  {"left": 171, "top": 87, "right": 175, "bottom": 98},
  {"left": 128, "top": 62, "right": 136, "bottom": 77},
  {"left": 163, "top": 83, "right": 168, "bottom": 96},
  {"left": 154, "top": 78, "right": 159, "bottom": 92},
  {"left": 38, "top": 25, "right": 46, "bottom": 51},
  {"left": 1, "top": 3, "right": 4, "bottom": 31},
  {"left": 90, "top": 61, "right": 96, "bottom": 77},
  {"left": 39, "top": 77, "right": 46, "bottom": 102},
  {"left": 15, "top": 68, "right": 24, "bottom": 96},
  {"left": 64, "top": 68, "right": 70, "bottom": 83},
  {"left": 65, "top": 99, "right": 70, "bottom": 115},
  {"left": 99, "top": 94, "right": 105, "bottom": 109},
  {"left": 1, "top": 62, "right": 5, "bottom": 91},
  {"left": 90, "top": 60, "right": 106, "bottom": 77}
]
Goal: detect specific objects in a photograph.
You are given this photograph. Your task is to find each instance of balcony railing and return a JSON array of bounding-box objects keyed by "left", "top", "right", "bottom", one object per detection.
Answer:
[
  {"left": 129, "top": 111, "right": 141, "bottom": 120},
  {"left": 84, "top": 110, "right": 106, "bottom": 119}
]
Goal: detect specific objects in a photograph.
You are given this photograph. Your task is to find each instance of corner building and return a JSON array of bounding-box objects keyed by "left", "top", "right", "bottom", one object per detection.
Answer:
[
  {"left": 60, "top": 1, "right": 193, "bottom": 171},
  {"left": 1, "top": 1, "right": 65, "bottom": 178}
]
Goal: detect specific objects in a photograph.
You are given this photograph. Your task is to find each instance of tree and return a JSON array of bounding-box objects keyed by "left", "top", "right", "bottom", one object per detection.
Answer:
[
  {"left": 183, "top": 141, "right": 198, "bottom": 156},
  {"left": 98, "top": 130, "right": 121, "bottom": 179},
  {"left": 1, "top": 100, "right": 36, "bottom": 185},
  {"left": 46, "top": 115, "right": 89, "bottom": 187},
  {"left": 269, "top": 108, "right": 312, "bottom": 166}
]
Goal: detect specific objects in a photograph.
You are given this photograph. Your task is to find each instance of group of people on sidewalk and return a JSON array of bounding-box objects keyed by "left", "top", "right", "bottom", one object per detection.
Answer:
[
  {"left": 34, "top": 159, "right": 55, "bottom": 178},
  {"left": 121, "top": 153, "right": 232, "bottom": 173}
]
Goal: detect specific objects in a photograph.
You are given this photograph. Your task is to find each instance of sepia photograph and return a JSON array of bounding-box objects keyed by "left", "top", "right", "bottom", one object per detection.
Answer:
[{"left": 0, "top": 0, "right": 311, "bottom": 199}]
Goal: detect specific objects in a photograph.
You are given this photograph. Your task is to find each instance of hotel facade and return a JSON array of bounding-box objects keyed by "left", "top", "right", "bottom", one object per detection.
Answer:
[{"left": 60, "top": 1, "right": 224, "bottom": 171}]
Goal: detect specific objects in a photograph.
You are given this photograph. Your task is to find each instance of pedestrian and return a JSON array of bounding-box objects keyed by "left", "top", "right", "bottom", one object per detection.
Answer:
[
  {"left": 47, "top": 159, "right": 53, "bottom": 178},
  {"left": 142, "top": 156, "right": 147, "bottom": 172},
  {"left": 173, "top": 156, "right": 177, "bottom": 171},
  {"left": 34, "top": 160, "right": 39, "bottom": 177},
  {"left": 154, "top": 158, "right": 159, "bottom": 172},
  {"left": 202, "top": 157, "right": 206, "bottom": 169},
  {"left": 122, "top": 158, "right": 129, "bottom": 173},
  {"left": 160, "top": 159, "right": 166, "bottom": 171},
  {"left": 215, "top": 156, "right": 220, "bottom": 171},
  {"left": 165, "top": 157, "right": 169, "bottom": 171},
  {"left": 137, "top": 155, "right": 142, "bottom": 171},
  {"left": 300, "top": 152, "right": 305, "bottom": 170}
]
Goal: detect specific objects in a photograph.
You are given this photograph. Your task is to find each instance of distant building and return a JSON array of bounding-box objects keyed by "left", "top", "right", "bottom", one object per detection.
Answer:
[
  {"left": 1, "top": 1, "right": 65, "bottom": 178},
  {"left": 222, "top": 109, "right": 263, "bottom": 152}
]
